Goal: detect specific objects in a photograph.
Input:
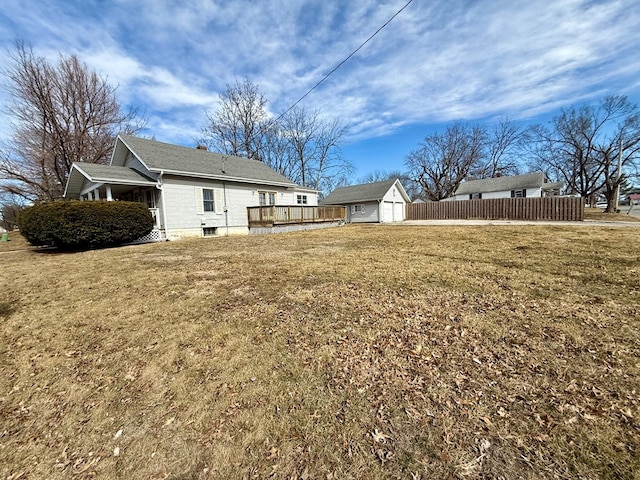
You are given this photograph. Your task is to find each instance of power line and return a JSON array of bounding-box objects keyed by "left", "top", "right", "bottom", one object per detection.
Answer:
[{"left": 274, "top": 0, "right": 414, "bottom": 122}]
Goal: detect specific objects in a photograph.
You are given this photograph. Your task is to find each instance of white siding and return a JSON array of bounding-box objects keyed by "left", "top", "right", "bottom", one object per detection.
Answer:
[
  {"left": 453, "top": 188, "right": 544, "bottom": 201},
  {"left": 161, "top": 176, "right": 318, "bottom": 239},
  {"left": 348, "top": 201, "right": 379, "bottom": 223},
  {"left": 381, "top": 181, "right": 407, "bottom": 222},
  {"left": 124, "top": 153, "right": 159, "bottom": 180}
]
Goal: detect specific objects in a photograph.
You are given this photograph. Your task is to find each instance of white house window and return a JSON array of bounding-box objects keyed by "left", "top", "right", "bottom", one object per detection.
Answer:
[
  {"left": 470, "top": 193, "right": 482, "bottom": 200},
  {"left": 259, "top": 191, "right": 276, "bottom": 206},
  {"left": 351, "top": 204, "right": 365, "bottom": 214},
  {"left": 202, "top": 227, "right": 218, "bottom": 237},
  {"left": 296, "top": 194, "right": 308, "bottom": 205},
  {"left": 511, "top": 189, "right": 526, "bottom": 198},
  {"left": 195, "top": 187, "right": 224, "bottom": 214},
  {"left": 203, "top": 188, "right": 215, "bottom": 211}
]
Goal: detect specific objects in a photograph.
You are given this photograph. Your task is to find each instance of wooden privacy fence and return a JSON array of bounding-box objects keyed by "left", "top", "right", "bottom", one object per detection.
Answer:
[
  {"left": 247, "top": 205, "right": 346, "bottom": 227},
  {"left": 406, "top": 197, "right": 584, "bottom": 222}
]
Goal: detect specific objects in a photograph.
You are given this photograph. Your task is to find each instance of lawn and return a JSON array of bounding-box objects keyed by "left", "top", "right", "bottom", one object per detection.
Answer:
[{"left": 1, "top": 224, "right": 639, "bottom": 479}]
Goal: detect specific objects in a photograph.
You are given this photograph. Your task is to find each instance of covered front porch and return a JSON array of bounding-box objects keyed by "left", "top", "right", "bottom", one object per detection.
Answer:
[{"left": 64, "top": 163, "right": 165, "bottom": 241}]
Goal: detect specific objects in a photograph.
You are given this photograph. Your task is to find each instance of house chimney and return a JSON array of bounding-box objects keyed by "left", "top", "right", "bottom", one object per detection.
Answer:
[{"left": 196, "top": 145, "right": 207, "bottom": 150}]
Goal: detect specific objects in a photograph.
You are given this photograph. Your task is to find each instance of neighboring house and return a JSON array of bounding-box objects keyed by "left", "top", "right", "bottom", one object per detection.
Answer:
[
  {"left": 321, "top": 178, "right": 409, "bottom": 223},
  {"left": 450, "top": 172, "right": 563, "bottom": 201},
  {"left": 64, "top": 135, "right": 317, "bottom": 240}
]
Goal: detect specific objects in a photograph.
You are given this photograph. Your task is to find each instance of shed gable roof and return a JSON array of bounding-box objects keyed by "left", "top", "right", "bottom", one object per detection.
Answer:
[
  {"left": 112, "top": 135, "right": 298, "bottom": 187},
  {"left": 322, "top": 179, "right": 409, "bottom": 204},
  {"left": 454, "top": 172, "right": 562, "bottom": 195}
]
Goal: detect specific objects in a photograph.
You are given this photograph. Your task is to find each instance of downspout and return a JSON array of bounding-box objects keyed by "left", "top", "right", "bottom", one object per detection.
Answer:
[
  {"left": 378, "top": 199, "right": 382, "bottom": 223},
  {"left": 157, "top": 171, "right": 170, "bottom": 240},
  {"left": 223, "top": 181, "right": 229, "bottom": 236}
]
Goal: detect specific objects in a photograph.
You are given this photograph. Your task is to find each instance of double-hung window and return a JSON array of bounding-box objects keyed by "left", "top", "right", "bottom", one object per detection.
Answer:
[
  {"left": 203, "top": 188, "right": 215, "bottom": 212},
  {"left": 296, "top": 194, "right": 308, "bottom": 205},
  {"left": 195, "top": 187, "right": 223, "bottom": 214},
  {"left": 259, "top": 191, "right": 277, "bottom": 206}
]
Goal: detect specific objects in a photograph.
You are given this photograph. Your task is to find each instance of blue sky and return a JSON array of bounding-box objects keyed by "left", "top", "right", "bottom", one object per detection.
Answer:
[{"left": 1, "top": 0, "right": 639, "bottom": 180}]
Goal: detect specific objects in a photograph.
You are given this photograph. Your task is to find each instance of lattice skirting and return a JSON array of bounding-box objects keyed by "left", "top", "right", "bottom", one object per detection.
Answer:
[{"left": 129, "top": 229, "right": 164, "bottom": 244}]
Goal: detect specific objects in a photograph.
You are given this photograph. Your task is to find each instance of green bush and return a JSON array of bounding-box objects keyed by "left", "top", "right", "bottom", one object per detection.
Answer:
[{"left": 17, "top": 200, "right": 154, "bottom": 249}]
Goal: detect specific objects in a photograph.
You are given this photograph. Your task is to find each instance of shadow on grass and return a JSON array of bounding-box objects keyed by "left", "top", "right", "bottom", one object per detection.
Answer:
[{"left": 0, "top": 300, "right": 17, "bottom": 318}]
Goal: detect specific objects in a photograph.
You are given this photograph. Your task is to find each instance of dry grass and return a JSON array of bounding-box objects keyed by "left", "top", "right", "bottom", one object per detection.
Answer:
[
  {"left": 1, "top": 224, "right": 639, "bottom": 479},
  {"left": 584, "top": 207, "right": 640, "bottom": 222}
]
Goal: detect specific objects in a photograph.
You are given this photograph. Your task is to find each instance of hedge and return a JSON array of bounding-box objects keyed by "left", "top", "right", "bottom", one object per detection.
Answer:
[{"left": 17, "top": 200, "right": 155, "bottom": 249}]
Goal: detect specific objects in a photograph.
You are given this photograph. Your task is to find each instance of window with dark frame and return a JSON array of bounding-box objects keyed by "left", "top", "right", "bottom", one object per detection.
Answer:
[{"left": 296, "top": 194, "right": 308, "bottom": 205}]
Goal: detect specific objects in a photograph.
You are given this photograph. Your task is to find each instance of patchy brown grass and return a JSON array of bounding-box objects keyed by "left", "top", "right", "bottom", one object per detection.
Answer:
[
  {"left": 1, "top": 224, "right": 639, "bottom": 479},
  {"left": 584, "top": 207, "right": 640, "bottom": 222}
]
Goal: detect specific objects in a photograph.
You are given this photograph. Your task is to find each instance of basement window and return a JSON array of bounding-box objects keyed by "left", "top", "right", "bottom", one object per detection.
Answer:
[{"left": 202, "top": 227, "right": 218, "bottom": 237}]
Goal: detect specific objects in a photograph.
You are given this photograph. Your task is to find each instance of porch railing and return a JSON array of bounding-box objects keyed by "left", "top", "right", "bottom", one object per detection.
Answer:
[
  {"left": 149, "top": 208, "right": 161, "bottom": 229},
  {"left": 247, "top": 205, "right": 346, "bottom": 227}
]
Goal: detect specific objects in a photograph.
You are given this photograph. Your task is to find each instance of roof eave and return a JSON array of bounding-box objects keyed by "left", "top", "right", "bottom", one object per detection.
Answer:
[{"left": 152, "top": 168, "right": 298, "bottom": 188}]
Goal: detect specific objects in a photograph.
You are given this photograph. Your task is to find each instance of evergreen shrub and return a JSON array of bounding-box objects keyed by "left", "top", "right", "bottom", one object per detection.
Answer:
[{"left": 17, "top": 200, "right": 154, "bottom": 249}]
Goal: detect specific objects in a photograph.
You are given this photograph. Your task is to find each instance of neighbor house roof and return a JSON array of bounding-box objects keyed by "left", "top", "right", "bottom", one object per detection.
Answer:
[
  {"left": 112, "top": 135, "right": 300, "bottom": 188},
  {"left": 322, "top": 178, "right": 410, "bottom": 204},
  {"left": 454, "top": 172, "right": 563, "bottom": 196},
  {"left": 64, "top": 163, "right": 158, "bottom": 198}
]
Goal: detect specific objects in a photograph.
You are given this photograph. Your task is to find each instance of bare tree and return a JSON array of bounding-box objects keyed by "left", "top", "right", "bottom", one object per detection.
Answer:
[
  {"left": 201, "top": 78, "right": 269, "bottom": 161},
  {"left": 279, "top": 106, "right": 352, "bottom": 193},
  {"left": 0, "top": 194, "right": 23, "bottom": 231},
  {"left": 475, "top": 117, "right": 524, "bottom": 178},
  {"left": 201, "top": 82, "right": 352, "bottom": 196},
  {"left": 405, "top": 122, "right": 486, "bottom": 201},
  {"left": 528, "top": 95, "right": 640, "bottom": 211},
  {"left": 0, "top": 43, "right": 144, "bottom": 201}
]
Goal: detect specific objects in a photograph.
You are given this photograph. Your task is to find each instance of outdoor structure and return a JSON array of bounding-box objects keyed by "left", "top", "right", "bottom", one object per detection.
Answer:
[
  {"left": 321, "top": 178, "right": 409, "bottom": 223},
  {"left": 64, "top": 135, "right": 320, "bottom": 240},
  {"left": 450, "top": 172, "right": 563, "bottom": 201}
]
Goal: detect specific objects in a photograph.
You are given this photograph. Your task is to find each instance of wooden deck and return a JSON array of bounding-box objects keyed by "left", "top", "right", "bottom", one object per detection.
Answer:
[{"left": 247, "top": 205, "right": 346, "bottom": 227}]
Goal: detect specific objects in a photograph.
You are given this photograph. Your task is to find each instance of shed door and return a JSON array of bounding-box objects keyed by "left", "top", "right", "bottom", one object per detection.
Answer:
[
  {"left": 394, "top": 202, "right": 404, "bottom": 221},
  {"left": 383, "top": 202, "right": 393, "bottom": 223}
]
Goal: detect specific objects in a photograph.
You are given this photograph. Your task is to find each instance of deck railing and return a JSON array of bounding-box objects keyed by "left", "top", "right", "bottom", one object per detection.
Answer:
[{"left": 247, "top": 205, "right": 346, "bottom": 227}]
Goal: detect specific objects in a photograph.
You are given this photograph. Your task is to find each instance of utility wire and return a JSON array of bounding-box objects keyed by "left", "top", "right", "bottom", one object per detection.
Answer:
[{"left": 274, "top": 0, "right": 414, "bottom": 123}]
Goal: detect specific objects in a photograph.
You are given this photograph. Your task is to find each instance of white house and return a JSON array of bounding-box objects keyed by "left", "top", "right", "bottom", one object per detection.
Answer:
[
  {"left": 321, "top": 178, "right": 409, "bottom": 223},
  {"left": 450, "top": 172, "right": 563, "bottom": 201},
  {"left": 64, "top": 135, "right": 318, "bottom": 240}
]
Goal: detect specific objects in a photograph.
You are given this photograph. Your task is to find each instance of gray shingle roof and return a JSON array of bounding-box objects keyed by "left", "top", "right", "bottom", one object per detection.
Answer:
[
  {"left": 322, "top": 179, "right": 400, "bottom": 204},
  {"left": 116, "top": 135, "right": 298, "bottom": 187},
  {"left": 74, "top": 163, "right": 157, "bottom": 183},
  {"left": 64, "top": 163, "right": 158, "bottom": 198},
  {"left": 454, "top": 172, "right": 561, "bottom": 195}
]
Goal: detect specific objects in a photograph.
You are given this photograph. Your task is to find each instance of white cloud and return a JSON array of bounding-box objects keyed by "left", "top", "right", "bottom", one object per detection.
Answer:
[{"left": 1, "top": 0, "right": 639, "bottom": 148}]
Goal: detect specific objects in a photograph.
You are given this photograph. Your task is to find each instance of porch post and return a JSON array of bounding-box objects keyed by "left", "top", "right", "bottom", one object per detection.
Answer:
[
  {"left": 106, "top": 185, "right": 113, "bottom": 201},
  {"left": 94, "top": 189, "right": 100, "bottom": 201}
]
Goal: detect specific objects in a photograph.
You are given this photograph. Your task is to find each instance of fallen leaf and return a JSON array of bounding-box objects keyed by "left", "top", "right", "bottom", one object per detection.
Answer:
[{"left": 371, "top": 429, "right": 392, "bottom": 443}]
